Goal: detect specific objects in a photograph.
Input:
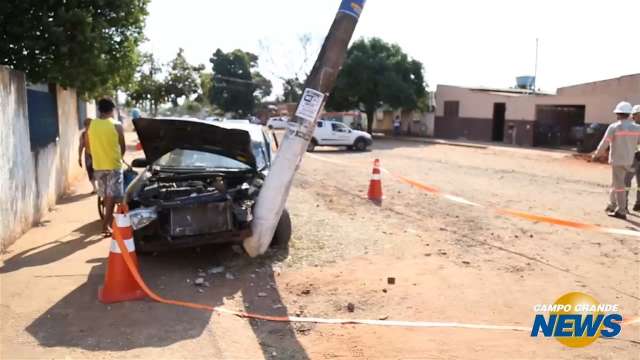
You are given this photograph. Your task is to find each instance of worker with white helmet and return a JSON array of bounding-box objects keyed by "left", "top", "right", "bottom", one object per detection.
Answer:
[
  {"left": 592, "top": 101, "right": 640, "bottom": 220},
  {"left": 626, "top": 104, "right": 640, "bottom": 211}
]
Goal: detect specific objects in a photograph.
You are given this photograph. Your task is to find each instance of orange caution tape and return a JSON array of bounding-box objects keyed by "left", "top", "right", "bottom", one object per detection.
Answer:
[{"left": 494, "top": 208, "right": 598, "bottom": 230}]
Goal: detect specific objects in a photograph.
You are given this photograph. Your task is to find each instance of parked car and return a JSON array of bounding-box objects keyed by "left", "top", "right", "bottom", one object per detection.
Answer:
[
  {"left": 125, "top": 117, "right": 290, "bottom": 252},
  {"left": 267, "top": 116, "right": 289, "bottom": 129},
  {"left": 307, "top": 120, "right": 373, "bottom": 152},
  {"left": 204, "top": 116, "right": 222, "bottom": 123}
]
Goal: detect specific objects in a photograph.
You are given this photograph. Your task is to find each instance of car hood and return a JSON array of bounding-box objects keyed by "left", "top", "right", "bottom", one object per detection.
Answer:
[{"left": 133, "top": 117, "right": 256, "bottom": 169}]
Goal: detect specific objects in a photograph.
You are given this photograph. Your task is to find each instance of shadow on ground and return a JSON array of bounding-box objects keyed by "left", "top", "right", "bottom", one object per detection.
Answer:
[
  {"left": 0, "top": 221, "right": 103, "bottom": 274},
  {"left": 25, "top": 243, "right": 308, "bottom": 359}
]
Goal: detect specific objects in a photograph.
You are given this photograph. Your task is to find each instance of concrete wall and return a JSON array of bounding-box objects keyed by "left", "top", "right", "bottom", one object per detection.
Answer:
[
  {"left": 0, "top": 67, "right": 38, "bottom": 251},
  {"left": 557, "top": 74, "right": 640, "bottom": 123},
  {"left": 373, "top": 109, "right": 434, "bottom": 136},
  {"left": 0, "top": 66, "right": 94, "bottom": 250},
  {"left": 436, "top": 74, "right": 640, "bottom": 125}
]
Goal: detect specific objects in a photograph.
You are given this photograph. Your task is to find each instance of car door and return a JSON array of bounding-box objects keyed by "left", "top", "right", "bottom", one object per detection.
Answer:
[{"left": 331, "top": 122, "right": 352, "bottom": 145}]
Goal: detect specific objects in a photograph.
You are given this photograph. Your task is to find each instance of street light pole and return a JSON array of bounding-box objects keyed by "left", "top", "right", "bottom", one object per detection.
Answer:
[{"left": 244, "top": 0, "right": 367, "bottom": 257}]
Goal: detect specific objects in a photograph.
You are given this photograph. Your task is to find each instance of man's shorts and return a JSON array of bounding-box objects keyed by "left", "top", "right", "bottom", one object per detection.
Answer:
[{"left": 94, "top": 170, "right": 124, "bottom": 201}]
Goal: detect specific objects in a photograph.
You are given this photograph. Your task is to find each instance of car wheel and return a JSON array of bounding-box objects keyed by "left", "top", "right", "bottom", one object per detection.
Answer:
[
  {"left": 271, "top": 209, "right": 292, "bottom": 249},
  {"left": 354, "top": 138, "right": 367, "bottom": 151},
  {"left": 307, "top": 139, "right": 317, "bottom": 152}
]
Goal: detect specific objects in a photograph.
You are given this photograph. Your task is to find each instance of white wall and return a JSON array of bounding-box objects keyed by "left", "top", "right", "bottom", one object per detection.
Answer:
[
  {"left": 0, "top": 66, "right": 94, "bottom": 250},
  {"left": 0, "top": 67, "right": 38, "bottom": 249}
]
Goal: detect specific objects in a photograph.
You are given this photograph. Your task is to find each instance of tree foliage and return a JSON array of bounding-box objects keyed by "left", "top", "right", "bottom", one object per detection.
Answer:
[
  {"left": 127, "top": 53, "right": 166, "bottom": 116},
  {"left": 0, "top": 0, "right": 149, "bottom": 96},
  {"left": 209, "top": 49, "right": 272, "bottom": 116},
  {"left": 196, "top": 71, "right": 214, "bottom": 105},
  {"left": 326, "top": 38, "right": 427, "bottom": 133},
  {"left": 281, "top": 77, "right": 304, "bottom": 103},
  {"left": 165, "top": 48, "right": 205, "bottom": 107}
]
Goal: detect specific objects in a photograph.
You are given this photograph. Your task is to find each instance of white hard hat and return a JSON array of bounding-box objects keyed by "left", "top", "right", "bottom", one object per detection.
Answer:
[
  {"left": 632, "top": 105, "right": 640, "bottom": 114},
  {"left": 613, "top": 101, "right": 633, "bottom": 114}
]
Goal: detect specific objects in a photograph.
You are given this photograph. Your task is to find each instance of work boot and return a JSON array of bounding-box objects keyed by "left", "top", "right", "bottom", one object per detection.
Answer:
[
  {"left": 633, "top": 203, "right": 640, "bottom": 212},
  {"left": 607, "top": 211, "right": 627, "bottom": 220},
  {"left": 605, "top": 204, "right": 616, "bottom": 213}
]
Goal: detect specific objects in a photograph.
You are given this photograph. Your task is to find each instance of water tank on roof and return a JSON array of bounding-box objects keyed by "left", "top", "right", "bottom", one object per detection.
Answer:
[{"left": 516, "top": 76, "right": 536, "bottom": 90}]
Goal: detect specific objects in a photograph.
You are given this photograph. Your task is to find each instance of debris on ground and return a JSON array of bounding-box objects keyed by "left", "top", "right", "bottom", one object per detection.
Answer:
[
  {"left": 208, "top": 266, "right": 225, "bottom": 274},
  {"left": 300, "top": 289, "right": 311, "bottom": 295},
  {"left": 225, "top": 273, "right": 235, "bottom": 280},
  {"left": 197, "top": 271, "right": 206, "bottom": 278},
  {"left": 258, "top": 292, "right": 268, "bottom": 297},
  {"left": 194, "top": 278, "right": 205, "bottom": 286},
  {"left": 379, "top": 315, "right": 389, "bottom": 320},
  {"left": 347, "top": 303, "right": 356, "bottom": 312},
  {"left": 387, "top": 277, "right": 396, "bottom": 285}
]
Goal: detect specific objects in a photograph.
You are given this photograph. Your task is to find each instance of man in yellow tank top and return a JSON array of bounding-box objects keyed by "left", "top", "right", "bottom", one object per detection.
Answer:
[{"left": 88, "top": 98, "right": 126, "bottom": 235}]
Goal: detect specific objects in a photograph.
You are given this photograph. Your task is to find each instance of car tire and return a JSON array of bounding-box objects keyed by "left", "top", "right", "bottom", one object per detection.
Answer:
[
  {"left": 271, "top": 209, "right": 292, "bottom": 249},
  {"left": 307, "top": 139, "right": 317, "bottom": 152},
  {"left": 354, "top": 138, "right": 368, "bottom": 151}
]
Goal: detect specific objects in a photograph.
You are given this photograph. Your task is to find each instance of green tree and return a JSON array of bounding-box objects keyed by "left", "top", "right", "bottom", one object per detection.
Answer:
[
  {"left": 0, "top": 0, "right": 149, "bottom": 96},
  {"left": 281, "top": 77, "right": 304, "bottom": 103},
  {"left": 165, "top": 48, "right": 205, "bottom": 107},
  {"left": 326, "top": 38, "right": 428, "bottom": 133},
  {"left": 196, "top": 71, "right": 214, "bottom": 105},
  {"left": 127, "top": 53, "right": 166, "bottom": 116},
  {"left": 209, "top": 49, "right": 271, "bottom": 116}
]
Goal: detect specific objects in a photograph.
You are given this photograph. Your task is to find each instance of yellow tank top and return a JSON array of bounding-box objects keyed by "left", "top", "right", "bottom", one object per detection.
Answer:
[{"left": 88, "top": 117, "right": 122, "bottom": 170}]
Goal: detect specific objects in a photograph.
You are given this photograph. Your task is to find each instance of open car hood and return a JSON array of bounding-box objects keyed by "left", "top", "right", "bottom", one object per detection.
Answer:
[{"left": 133, "top": 117, "right": 256, "bottom": 169}]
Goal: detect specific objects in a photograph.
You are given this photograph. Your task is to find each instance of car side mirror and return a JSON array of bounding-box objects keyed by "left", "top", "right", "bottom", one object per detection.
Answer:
[
  {"left": 131, "top": 158, "right": 148, "bottom": 168},
  {"left": 348, "top": 129, "right": 352, "bottom": 133}
]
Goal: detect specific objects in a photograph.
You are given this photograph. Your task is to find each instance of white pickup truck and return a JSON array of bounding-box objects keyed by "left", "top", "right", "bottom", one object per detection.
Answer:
[{"left": 307, "top": 120, "right": 373, "bottom": 152}]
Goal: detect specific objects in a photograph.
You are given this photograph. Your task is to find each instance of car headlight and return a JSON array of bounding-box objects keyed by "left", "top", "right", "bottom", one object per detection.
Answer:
[{"left": 128, "top": 207, "right": 158, "bottom": 230}]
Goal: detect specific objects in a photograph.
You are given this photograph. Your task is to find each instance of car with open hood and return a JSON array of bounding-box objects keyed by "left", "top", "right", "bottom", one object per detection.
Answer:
[{"left": 125, "top": 117, "right": 290, "bottom": 252}]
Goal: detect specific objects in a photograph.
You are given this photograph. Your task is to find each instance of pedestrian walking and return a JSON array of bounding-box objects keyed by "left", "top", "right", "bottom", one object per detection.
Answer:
[
  {"left": 88, "top": 98, "right": 126, "bottom": 235},
  {"left": 393, "top": 115, "right": 401, "bottom": 136},
  {"left": 592, "top": 101, "right": 640, "bottom": 220},
  {"left": 77, "top": 118, "right": 96, "bottom": 194}
]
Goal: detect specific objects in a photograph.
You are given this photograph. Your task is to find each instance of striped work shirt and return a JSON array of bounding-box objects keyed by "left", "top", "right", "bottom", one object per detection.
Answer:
[{"left": 595, "top": 120, "right": 640, "bottom": 166}]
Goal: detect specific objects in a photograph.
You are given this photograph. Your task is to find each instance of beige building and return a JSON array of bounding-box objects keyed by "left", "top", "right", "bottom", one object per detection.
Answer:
[{"left": 434, "top": 74, "right": 640, "bottom": 147}]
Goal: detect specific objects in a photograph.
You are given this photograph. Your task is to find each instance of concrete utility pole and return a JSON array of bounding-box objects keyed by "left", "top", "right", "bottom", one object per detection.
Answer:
[{"left": 244, "top": 0, "right": 366, "bottom": 257}]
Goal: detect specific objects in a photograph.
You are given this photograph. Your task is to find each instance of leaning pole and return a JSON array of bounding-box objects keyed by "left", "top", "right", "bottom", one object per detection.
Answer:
[{"left": 244, "top": 0, "right": 367, "bottom": 257}]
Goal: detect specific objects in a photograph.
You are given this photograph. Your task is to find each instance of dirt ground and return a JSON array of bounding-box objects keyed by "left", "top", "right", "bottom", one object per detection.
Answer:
[{"left": 1, "top": 132, "right": 639, "bottom": 359}]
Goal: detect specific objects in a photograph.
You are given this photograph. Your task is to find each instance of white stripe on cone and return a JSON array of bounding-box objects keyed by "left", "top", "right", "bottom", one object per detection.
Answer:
[
  {"left": 115, "top": 213, "right": 131, "bottom": 228},
  {"left": 371, "top": 174, "right": 381, "bottom": 180},
  {"left": 110, "top": 238, "right": 136, "bottom": 253}
]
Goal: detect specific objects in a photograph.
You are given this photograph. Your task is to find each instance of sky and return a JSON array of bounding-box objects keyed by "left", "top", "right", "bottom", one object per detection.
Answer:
[{"left": 142, "top": 0, "right": 640, "bottom": 96}]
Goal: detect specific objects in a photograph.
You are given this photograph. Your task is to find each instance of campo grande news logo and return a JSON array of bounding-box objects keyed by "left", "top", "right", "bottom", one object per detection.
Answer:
[{"left": 531, "top": 292, "right": 623, "bottom": 347}]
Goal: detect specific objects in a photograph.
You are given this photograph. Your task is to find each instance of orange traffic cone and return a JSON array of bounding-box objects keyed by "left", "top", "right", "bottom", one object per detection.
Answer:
[
  {"left": 98, "top": 204, "right": 146, "bottom": 304},
  {"left": 368, "top": 159, "right": 383, "bottom": 204}
]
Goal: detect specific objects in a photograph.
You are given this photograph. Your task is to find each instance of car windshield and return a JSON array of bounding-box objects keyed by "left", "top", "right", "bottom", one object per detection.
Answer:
[{"left": 154, "top": 141, "right": 268, "bottom": 171}]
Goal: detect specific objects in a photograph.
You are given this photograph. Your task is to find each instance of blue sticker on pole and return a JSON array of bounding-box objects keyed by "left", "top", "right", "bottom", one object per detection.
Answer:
[{"left": 338, "top": 0, "right": 365, "bottom": 19}]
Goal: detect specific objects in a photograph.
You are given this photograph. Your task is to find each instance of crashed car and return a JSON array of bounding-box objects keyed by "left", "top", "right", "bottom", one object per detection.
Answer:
[{"left": 125, "top": 117, "right": 290, "bottom": 252}]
